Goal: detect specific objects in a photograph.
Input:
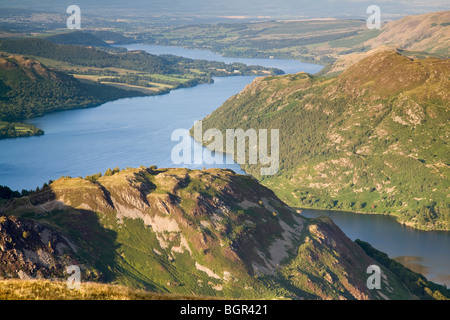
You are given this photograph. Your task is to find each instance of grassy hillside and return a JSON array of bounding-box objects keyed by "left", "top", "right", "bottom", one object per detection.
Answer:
[
  {"left": 196, "top": 50, "right": 450, "bottom": 231},
  {"left": 0, "top": 53, "right": 145, "bottom": 137},
  {"left": 0, "top": 38, "right": 281, "bottom": 138},
  {"left": 364, "top": 11, "right": 450, "bottom": 56},
  {"left": 1, "top": 166, "right": 439, "bottom": 300}
]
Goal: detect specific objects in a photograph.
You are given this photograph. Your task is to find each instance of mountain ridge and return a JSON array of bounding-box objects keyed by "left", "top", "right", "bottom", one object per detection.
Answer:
[
  {"left": 3, "top": 166, "right": 444, "bottom": 299},
  {"left": 323, "top": 11, "right": 450, "bottom": 75}
]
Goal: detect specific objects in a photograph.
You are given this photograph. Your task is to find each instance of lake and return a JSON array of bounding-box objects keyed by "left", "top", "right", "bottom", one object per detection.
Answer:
[
  {"left": 123, "top": 43, "right": 323, "bottom": 75},
  {"left": 0, "top": 44, "right": 448, "bottom": 287},
  {"left": 0, "top": 45, "right": 322, "bottom": 191}
]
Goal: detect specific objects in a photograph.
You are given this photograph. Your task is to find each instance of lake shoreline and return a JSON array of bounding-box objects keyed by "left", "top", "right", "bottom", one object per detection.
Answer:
[
  {"left": 294, "top": 206, "right": 450, "bottom": 233},
  {"left": 299, "top": 207, "right": 450, "bottom": 286}
]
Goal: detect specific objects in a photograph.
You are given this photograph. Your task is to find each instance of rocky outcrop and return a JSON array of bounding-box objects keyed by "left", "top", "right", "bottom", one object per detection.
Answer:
[{"left": 0, "top": 167, "right": 414, "bottom": 299}]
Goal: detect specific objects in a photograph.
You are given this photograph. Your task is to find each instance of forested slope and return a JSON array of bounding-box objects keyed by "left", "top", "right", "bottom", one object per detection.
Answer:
[{"left": 197, "top": 51, "right": 450, "bottom": 231}]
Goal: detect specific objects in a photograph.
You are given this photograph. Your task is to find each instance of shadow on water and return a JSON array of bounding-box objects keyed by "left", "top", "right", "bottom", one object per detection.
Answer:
[
  {"left": 2, "top": 186, "right": 159, "bottom": 290},
  {"left": 393, "top": 256, "right": 430, "bottom": 275},
  {"left": 299, "top": 208, "right": 450, "bottom": 287}
]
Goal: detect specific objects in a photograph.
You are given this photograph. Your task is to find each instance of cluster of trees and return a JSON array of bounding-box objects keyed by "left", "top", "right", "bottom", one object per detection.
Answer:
[
  {"left": 0, "top": 121, "right": 43, "bottom": 139},
  {"left": 91, "top": 31, "right": 135, "bottom": 45},
  {"left": 0, "top": 185, "right": 21, "bottom": 200},
  {"left": 46, "top": 31, "right": 109, "bottom": 47},
  {"left": 70, "top": 69, "right": 119, "bottom": 76},
  {"left": 410, "top": 202, "right": 450, "bottom": 226},
  {"left": 200, "top": 66, "right": 449, "bottom": 229},
  {"left": 161, "top": 54, "right": 283, "bottom": 76},
  {"left": 85, "top": 167, "right": 121, "bottom": 182},
  {"left": 102, "top": 75, "right": 156, "bottom": 87},
  {"left": 0, "top": 179, "right": 58, "bottom": 204}
]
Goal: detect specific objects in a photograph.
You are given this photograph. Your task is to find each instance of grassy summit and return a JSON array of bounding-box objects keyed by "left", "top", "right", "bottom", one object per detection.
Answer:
[{"left": 0, "top": 37, "right": 282, "bottom": 138}]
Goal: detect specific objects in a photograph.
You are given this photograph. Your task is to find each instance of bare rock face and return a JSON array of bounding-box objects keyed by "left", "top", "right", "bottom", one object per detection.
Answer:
[{"left": 0, "top": 167, "right": 412, "bottom": 299}]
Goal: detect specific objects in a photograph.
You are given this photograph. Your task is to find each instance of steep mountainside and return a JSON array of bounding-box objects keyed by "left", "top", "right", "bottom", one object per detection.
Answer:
[
  {"left": 0, "top": 53, "right": 144, "bottom": 123},
  {"left": 324, "top": 11, "right": 450, "bottom": 75},
  {"left": 1, "top": 166, "right": 439, "bottom": 300},
  {"left": 0, "top": 214, "right": 100, "bottom": 282},
  {"left": 196, "top": 51, "right": 450, "bottom": 231}
]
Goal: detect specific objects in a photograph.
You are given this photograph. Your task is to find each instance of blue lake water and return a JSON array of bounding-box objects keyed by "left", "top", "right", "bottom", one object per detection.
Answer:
[{"left": 0, "top": 44, "right": 448, "bottom": 287}]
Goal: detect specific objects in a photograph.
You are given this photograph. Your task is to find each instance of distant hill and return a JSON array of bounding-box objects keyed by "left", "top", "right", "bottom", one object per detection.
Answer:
[
  {"left": 324, "top": 11, "right": 450, "bottom": 75},
  {"left": 196, "top": 50, "right": 450, "bottom": 231},
  {"left": 46, "top": 31, "right": 110, "bottom": 47},
  {"left": 0, "top": 53, "right": 144, "bottom": 125},
  {"left": 1, "top": 166, "right": 448, "bottom": 300}
]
